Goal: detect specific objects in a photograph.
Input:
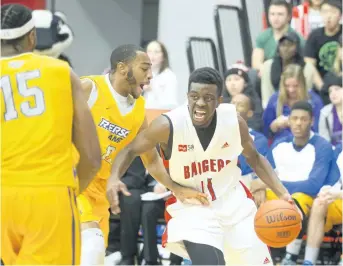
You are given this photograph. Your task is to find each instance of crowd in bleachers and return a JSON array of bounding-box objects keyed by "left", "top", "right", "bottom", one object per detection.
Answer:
[{"left": 104, "top": 0, "right": 342, "bottom": 265}]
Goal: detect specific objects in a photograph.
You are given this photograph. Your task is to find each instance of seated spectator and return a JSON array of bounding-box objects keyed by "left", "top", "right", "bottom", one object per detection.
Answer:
[
  {"left": 223, "top": 63, "right": 263, "bottom": 131},
  {"left": 319, "top": 73, "right": 342, "bottom": 146},
  {"left": 320, "top": 35, "right": 342, "bottom": 104},
  {"left": 291, "top": 0, "right": 324, "bottom": 38},
  {"left": 303, "top": 144, "right": 342, "bottom": 266},
  {"left": 252, "top": 101, "right": 336, "bottom": 265},
  {"left": 263, "top": 64, "right": 323, "bottom": 143},
  {"left": 144, "top": 40, "right": 179, "bottom": 110},
  {"left": 252, "top": 0, "right": 305, "bottom": 72},
  {"left": 304, "top": 0, "right": 342, "bottom": 78},
  {"left": 230, "top": 93, "right": 269, "bottom": 188},
  {"left": 108, "top": 156, "right": 181, "bottom": 265},
  {"left": 261, "top": 31, "right": 323, "bottom": 108}
]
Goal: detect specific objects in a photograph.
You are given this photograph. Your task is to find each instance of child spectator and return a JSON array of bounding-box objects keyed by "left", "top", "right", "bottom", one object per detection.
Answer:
[
  {"left": 222, "top": 63, "right": 263, "bottom": 131},
  {"left": 319, "top": 73, "right": 342, "bottom": 146}
]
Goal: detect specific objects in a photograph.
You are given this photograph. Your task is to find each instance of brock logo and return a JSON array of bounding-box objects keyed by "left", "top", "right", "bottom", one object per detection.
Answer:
[{"left": 178, "top": 144, "right": 194, "bottom": 152}]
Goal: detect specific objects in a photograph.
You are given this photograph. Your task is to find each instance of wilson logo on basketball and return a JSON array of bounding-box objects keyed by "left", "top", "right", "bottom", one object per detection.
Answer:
[{"left": 266, "top": 213, "right": 297, "bottom": 224}]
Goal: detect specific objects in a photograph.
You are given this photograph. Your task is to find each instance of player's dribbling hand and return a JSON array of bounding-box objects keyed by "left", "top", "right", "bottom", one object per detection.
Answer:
[
  {"left": 173, "top": 185, "right": 210, "bottom": 206},
  {"left": 253, "top": 190, "right": 266, "bottom": 208},
  {"left": 280, "top": 193, "right": 303, "bottom": 221},
  {"left": 106, "top": 179, "right": 131, "bottom": 214}
]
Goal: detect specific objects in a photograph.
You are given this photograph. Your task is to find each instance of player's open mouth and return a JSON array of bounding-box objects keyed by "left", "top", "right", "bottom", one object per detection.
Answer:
[{"left": 194, "top": 110, "right": 206, "bottom": 121}]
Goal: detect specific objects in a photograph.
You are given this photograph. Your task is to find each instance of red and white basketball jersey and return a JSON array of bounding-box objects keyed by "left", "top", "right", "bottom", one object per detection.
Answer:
[{"left": 165, "top": 103, "right": 243, "bottom": 201}]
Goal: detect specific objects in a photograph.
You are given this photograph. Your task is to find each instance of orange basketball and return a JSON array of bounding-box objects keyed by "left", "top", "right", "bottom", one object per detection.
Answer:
[{"left": 254, "top": 200, "right": 302, "bottom": 248}]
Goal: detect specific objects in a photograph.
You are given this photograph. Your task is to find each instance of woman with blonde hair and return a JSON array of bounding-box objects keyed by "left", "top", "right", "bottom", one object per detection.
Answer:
[{"left": 263, "top": 64, "right": 324, "bottom": 143}]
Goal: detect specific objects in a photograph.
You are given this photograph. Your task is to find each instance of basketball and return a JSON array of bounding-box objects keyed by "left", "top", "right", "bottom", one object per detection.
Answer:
[{"left": 254, "top": 200, "right": 302, "bottom": 248}]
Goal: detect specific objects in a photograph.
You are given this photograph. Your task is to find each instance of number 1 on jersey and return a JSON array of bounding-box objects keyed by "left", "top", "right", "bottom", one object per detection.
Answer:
[
  {"left": 201, "top": 178, "right": 216, "bottom": 201},
  {"left": 102, "top": 146, "right": 116, "bottom": 163}
]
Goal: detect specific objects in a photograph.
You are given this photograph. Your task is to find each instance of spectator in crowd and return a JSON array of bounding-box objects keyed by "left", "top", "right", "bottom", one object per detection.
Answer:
[
  {"left": 304, "top": 0, "right": 342, "bottom": 78},
  {"left": 144, "top": 40, "right": 179, "bottom": 110},
  {"left": 251, "top": 101, "right": 336, "bottom": 265},
  {"left": 303, "top": 144, "right": 342, "bottom": 266},
  {"left": 291, "top": 0, "right": 324, "bottom": 38},
  {"left": 263, "top": 64, "right": 323, "bottom": 143},
  {"left": 252, "top": 0, "right": 305, "bottom": 73},
  {"left": 230, "top": 93, "right": 269, "bottom": 188},
  {"left": 261, "top": 31, "right": 323, "bottom": 108},
  {"left": 108, "top": 156, "right": 182, "bottom": 265},
  {"left": 222, "top": 63, "right": 263, "bottom": 131},
  {"left": 320, "top": 35, "right": 342, "bottom": 104},
  {"left": 318, "top": 73, "right": 342, "bottom": 146}
]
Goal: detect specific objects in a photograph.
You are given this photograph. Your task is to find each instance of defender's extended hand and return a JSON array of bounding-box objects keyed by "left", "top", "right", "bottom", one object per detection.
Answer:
[{"left": 106, "top": 179, "right": 131, "bottom": 214}]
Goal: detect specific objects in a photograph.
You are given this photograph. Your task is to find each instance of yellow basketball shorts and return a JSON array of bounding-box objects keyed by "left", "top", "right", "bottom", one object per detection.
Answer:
[
  {"left": 266, "top": 189, "right": 314, "bottom": 217},
  {"left": 1, "top": 186, "right": 80, "bottom": 265},
  {"left": 325, "top": 198, "right": 342, "bottom": 232},
  {"left": 76, "top": 191, "right": 110, "bottom": 246}
]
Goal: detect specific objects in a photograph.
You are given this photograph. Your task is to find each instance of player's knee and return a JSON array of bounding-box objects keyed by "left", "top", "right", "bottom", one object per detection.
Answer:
[
  {"left": 311, "top": 198, "right": 329, "bottom": 217},
  {"left": 81, "top": 221, "right": 100, "bottom": 231},
  {"left": 81, "top": 227, "right": 105, "bottom": 265}
]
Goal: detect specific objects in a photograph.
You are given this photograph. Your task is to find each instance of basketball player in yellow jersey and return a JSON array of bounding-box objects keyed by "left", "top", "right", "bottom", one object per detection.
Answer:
[
  {"left": 1, "top": 4, "right": 101, "bottom": 265},
  {"left": 76, "top": 44, "right": 152, "bottom": 265}
]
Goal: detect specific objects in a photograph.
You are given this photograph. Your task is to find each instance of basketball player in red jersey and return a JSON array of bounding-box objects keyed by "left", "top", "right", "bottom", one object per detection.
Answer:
[{"left": 107, "top": 67, "right": 297, "bottom": 265}]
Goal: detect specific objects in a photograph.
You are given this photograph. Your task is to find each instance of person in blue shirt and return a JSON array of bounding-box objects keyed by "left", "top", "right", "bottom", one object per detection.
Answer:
[
  {"left": 263, "top": 64, "right": 323, "bottom": 144},
  {"left": 252, "top": 100, "right": 335, "bottom": 265},
  {"left": 231, "top": 93, "right": 269, "bottom": 188},
  {"left": 302, "top": 144, "right": 342, "bottom": 266}
]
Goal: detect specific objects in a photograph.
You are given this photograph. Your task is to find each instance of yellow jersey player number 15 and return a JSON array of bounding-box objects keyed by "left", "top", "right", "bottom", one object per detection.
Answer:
[{"left": 1, "top": 4, "right": 101, "bottom": 265}]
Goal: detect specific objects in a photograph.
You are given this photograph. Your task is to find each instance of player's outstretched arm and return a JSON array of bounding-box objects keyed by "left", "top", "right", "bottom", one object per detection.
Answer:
[
  {"left": 71, "top": 69, "right": 101, "bottom": 192},
  {"left": 238, "top": 115, "right": 290, "bottom": 199},
  {"left": 107, "top": 115, "right": 209, "bottom": 214}
]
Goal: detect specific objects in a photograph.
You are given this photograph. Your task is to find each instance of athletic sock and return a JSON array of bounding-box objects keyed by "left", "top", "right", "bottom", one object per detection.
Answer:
[
  {"left": 304, "top": 246, "right": 319, "bottom": 265},
  {"left": 286, "top": 238, "right": 303, "bottom": 257},
  {"left": 80, "top": 228, "right": 105, "bottom": 265}
]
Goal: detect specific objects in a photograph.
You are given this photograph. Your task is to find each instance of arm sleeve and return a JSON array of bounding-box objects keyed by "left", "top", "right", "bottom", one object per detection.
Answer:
[
  {"left": 255, "top": 32, "right": 266, "bottom": 49},
  {"left": 257, "top": 136, "right": 269, "bottom": 157},
  {"left": 318, "top": 110, "right": 331, "bottom": 142},
  {"left": 262, "top": 97, "right": 277, "bottom": 137},
  {"left": 311, "top": 96, "right": 324, "bottom": 132},
  {"left": 261, "top": 60, "right": 275, "bottom": 108},
  {"left": 266, "top": 148, "right": 276, "bottom": 169},
  {"left": 282, "top": 144, "right": 333, "bottom": 196},
  {"left": 304, "top": 31, "right": 317, "bottom": 58}
]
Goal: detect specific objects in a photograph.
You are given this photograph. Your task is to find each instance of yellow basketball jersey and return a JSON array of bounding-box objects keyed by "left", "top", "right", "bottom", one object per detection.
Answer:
[
  {"left": 80, "top": 74, "right": 145, "bottom": 191},
  {"left": 1, "top": 53, "right": 75, "bottom": 188}
]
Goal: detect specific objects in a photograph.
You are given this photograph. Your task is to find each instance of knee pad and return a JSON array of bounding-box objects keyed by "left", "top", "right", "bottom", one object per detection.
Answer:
[{"left": 81, "top": 228, "right": 105, "bottom": 265}]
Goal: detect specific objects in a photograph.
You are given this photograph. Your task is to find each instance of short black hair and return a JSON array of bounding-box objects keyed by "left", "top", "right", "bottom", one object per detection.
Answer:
[
  {"left": 269, "top": 0, "right": 292, "bottom": 15},
  {"left": 1, "top": 4, "right": 32, "bottom": 47},
  {"left": 322, "top": 0, "right": 342, "bottom": 13},
  {"left": 188, "top": 67, "right": 223, "bottom": 97},
  {"left": 110, "top": 44, "right": 145, "bottom": 71},
  {"left": 291, "top": 101, "right": 313, "bottom": 117}
]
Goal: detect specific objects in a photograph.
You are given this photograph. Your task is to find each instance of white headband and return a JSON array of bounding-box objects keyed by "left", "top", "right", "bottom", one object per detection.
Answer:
[{"left": 0, "top": 18, "right": 35, "bottom": 40}]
